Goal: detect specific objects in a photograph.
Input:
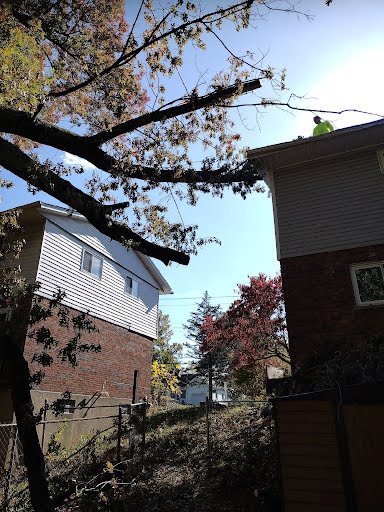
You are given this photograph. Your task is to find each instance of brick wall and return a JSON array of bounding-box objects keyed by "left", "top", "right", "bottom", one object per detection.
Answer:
[
  {"left": 281, "top": 243, "right": 384, "bottom": 368},
  {"left": 0, "top": 293, "right": 33, "bottom": 382},
  {"left": 23, "top": 298, "right": 153, "bottom": 399}
]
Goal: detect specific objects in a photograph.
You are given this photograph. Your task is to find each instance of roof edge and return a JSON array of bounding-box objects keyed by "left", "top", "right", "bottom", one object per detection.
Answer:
[
  {"left": 4, "top": 201, "right": 173, "bottom": 295},
  {"left": 248, "top": 118, "right": 384, "bottom": 164}
]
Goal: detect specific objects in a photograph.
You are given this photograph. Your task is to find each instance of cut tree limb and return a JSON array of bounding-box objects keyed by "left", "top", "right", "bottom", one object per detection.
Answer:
[
  {"left": 88, "top": 78, "right": 262, "bottom": 145},
  {"left": 0, "top": 107, "right": 263, "bottom": 185},
  {"left": 0, "top": 137, "right": 189, "bottom": 265}
]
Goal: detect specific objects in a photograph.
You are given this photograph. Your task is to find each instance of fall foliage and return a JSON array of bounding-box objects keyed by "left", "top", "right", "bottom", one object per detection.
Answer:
[
  {"left": 0, "top": 0, "right": 303, "bottom": 265},
  {"left": 151, "top": 311, "right": 181, "bottom": 402},
  {"left": 202, "top": 274, "right": 290, "bottom": 393}
]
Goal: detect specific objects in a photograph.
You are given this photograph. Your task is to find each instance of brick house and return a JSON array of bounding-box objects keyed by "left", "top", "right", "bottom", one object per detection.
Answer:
[
  {"left": 248, "top": 119, "right": 384, "bottom": 368},
  {"left": 0, "top": 201, "right": 171, "bottom": 421}
]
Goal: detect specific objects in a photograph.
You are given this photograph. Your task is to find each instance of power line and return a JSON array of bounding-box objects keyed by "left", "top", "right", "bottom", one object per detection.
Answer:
[
  {"left": 159, "top": 295, "right": 239, "bottom": 301},
  {"left": 160, "top": 302, "right": 234, "bottom": 307}
]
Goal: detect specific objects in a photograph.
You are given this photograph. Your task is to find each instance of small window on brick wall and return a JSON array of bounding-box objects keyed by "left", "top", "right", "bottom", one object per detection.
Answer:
[
  {"left": 56, "top": 399, "right": 76, "bottom": 414},
  {"left": 351, "top": 262, "right": 384, "bottom": 305}
]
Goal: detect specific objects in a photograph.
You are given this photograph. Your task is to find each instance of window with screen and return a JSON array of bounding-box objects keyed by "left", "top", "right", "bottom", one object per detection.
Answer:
[{"left": 351, "top": 262, "right": 384, "bottom": 305}]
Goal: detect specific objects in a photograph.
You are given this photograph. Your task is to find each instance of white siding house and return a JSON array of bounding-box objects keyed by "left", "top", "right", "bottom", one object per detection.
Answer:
[
  {"left": 18, "top": 202, "right": 171, "bottom": 339},
  {"left": 178, "top": 376, "right": 229, "bottom": 405}
]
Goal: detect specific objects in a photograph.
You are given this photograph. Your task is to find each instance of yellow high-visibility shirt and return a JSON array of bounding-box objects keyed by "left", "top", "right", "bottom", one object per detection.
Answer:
[{"left": 313, "top": 120, "right": 334, "bottom": 136}]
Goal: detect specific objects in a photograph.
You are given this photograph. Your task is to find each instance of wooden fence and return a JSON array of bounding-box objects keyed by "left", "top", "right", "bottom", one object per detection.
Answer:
[{"left": 274, "top": 382, "right": 384, "bottom": 511}]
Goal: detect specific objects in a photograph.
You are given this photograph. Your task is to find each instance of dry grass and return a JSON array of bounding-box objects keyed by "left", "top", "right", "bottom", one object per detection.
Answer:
[{"left": 64, "top": 403, "right": 280, "bottom": 512}]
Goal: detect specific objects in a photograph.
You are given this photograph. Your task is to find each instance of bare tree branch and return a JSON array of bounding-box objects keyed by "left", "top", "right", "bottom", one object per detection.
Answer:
[
  {"left": 103, "top": 201, "right": 131, "bottom": 213},
  {"left": 202, "top": 22, "right": 264, "bottom": 74},
  {"left": 224, "top": 101, "right": 384, "bottom": 118},
  {"left": 121, "top": 0, "right": 146, "bottom": 56},
  {"left": 48, "top": 0, "right": 262, "bottom": 99}
]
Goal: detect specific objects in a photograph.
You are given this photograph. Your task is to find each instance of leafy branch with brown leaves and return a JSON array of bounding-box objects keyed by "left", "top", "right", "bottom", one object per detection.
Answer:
[{"left": 0, "top": 0, "right": 314, "bottom": 265}]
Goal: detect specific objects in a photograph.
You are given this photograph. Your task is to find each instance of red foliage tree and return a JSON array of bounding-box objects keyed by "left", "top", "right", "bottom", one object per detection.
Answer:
[{"left": 202, "top": 274, "right": 290, "bottom": 381}]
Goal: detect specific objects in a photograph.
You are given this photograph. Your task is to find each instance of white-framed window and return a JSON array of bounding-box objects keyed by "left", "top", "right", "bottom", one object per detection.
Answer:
[
  {"left": 125, "top": 276, "right": 139, "bottom": 297},
  {"left": 351, "top": 262, "right": 384, "bottom": 306},
  {"left": 81, "top": 249, "right": 103, "bottom": 278}
]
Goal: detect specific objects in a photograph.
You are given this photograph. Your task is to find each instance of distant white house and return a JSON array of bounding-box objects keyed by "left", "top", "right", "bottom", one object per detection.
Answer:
[{"left": 178, "top": 374, "right": 230, "bottom": 405}]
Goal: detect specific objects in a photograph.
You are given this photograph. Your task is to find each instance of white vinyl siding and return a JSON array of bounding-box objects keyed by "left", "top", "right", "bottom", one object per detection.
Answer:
[
  {"left": 41, "top": 213, "right": 159, "bottom": 288},
  {"left": 272, "top": 151, "right": 384, "bottom": 259},
  {"left": 18, "top": 227, "right": 44, "bottom": 284},
  {"left": 36, "top": 220, "right": 159, "bottom": 338}
]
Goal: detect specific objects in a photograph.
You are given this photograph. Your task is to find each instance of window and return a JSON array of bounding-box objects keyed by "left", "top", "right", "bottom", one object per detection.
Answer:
[
  {"left": 81, "top": 249, "right": 102, "bottom": 278},
  {"left": 351, "top": 262, "right": 384, "bottom": 305},
  {"left": 125, "top": 276, "right": 139, "bottom": 297},
  {"left": 377, "top": 149, "right": 384, "bottom": 173},
  {"left": 56, "top": 399, "right": 76, "bottom": 414}
]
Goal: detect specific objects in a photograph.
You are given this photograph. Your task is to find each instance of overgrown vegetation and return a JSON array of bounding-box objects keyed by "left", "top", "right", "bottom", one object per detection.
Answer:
[
  {"left": 45, "top": 405, "right": 279, "bottom": 512},
  {"left": 280, "top": 335, "right": 384, "bottom": 395}
]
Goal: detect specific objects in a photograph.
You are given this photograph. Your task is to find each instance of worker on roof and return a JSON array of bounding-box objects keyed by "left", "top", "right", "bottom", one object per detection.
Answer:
[{"left": 313, "top": 116, "right": 334, "bottom": 136}]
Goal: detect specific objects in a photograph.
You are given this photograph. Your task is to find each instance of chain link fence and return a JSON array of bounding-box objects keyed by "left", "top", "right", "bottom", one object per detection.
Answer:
[
  {"left": 1, "top": 400, "right": 277, "bottom": 511},
  {"left": 0, "top": 402, "right": 148, "bottom": 511},
  {"left": 204, "top": 399, "right": 280, "bottom": 510}
]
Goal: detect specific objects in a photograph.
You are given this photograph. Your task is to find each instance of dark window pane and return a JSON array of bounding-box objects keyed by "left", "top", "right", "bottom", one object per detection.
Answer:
[
  {"left": 57, "top": 399, "right": 75, "bottom": 414},
  {"left": 355, "top": 266, "right": 384, "bottom": 303},
  {"left": 82, "top": 251, "right": 92, "bottom": 273},
  {"left": 126, "top": 277, "right": 133, "bottom": 294}
]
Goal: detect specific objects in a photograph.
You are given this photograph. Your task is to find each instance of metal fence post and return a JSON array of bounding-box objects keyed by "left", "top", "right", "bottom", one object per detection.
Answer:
[
  {"left": 41, "top": 399, "right": 47, "bottom": 454},
  {"left": 205, "top": 397, "right": 212, "bottom": 477},
  {"left": 132, "top": 370, "right": 138, "bottom": 404},
  {"left": 141, "top": 402, "right": 147, "bottom": 471}
]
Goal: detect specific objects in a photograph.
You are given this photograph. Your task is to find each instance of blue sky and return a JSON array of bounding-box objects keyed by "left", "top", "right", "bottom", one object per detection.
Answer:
[
  {"left": 159, "top": 0, "right": 384, "bottom": 351},
  {"left": 2, "top": 0, "right": 384, "bottom": 357}
]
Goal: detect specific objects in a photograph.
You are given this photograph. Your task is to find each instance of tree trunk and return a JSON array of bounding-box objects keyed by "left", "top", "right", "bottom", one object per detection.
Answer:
[{"left": 1, "top": 334, "right": 54, "bottom": 512}]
